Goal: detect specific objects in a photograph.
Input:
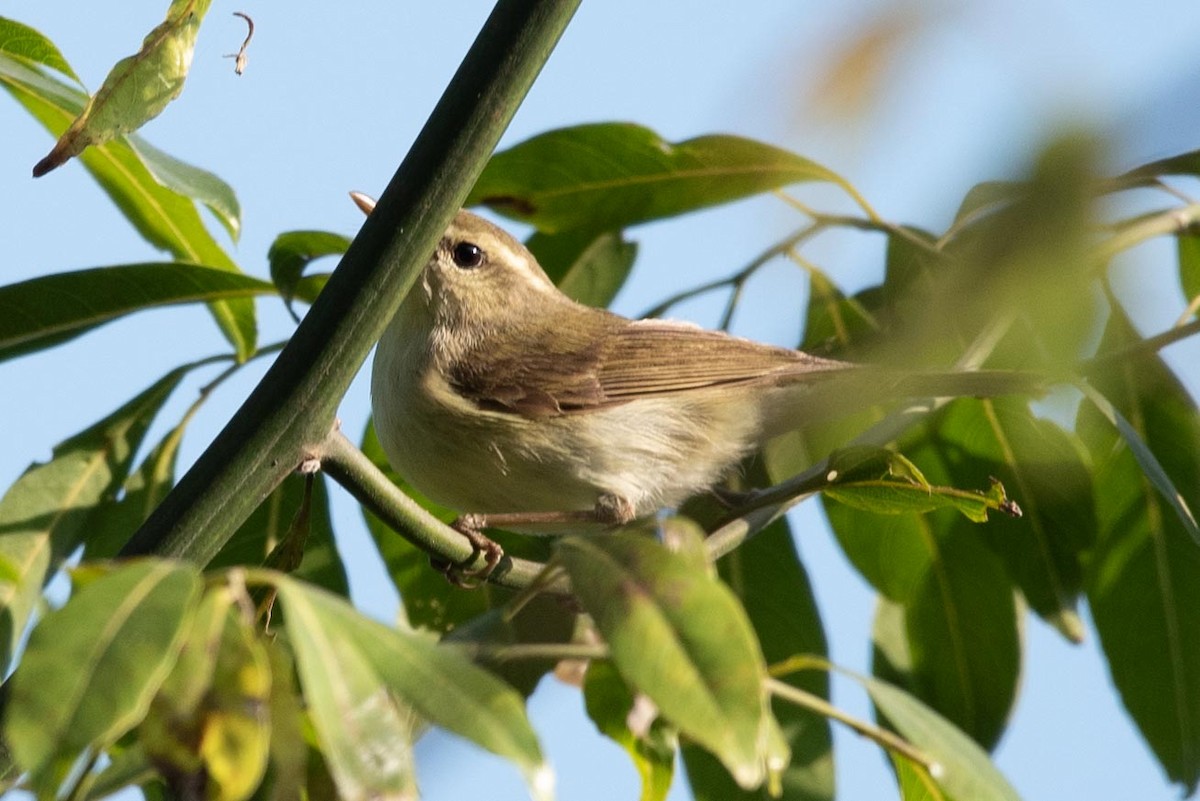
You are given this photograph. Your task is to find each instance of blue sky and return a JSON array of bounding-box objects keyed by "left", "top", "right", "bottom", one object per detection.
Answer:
[{"left": 3, "top": 2, "right": 1200, "bottom": 800}]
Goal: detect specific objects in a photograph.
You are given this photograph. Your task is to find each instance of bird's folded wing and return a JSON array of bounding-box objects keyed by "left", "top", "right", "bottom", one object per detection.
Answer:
[{"left": 447, "top": 316, "right": 849, "bottom": 417}]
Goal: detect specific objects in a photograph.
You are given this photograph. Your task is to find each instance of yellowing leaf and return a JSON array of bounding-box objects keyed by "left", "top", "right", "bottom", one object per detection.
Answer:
[{"left": 34, "top": 0, "right": 213, "bottom": 176}]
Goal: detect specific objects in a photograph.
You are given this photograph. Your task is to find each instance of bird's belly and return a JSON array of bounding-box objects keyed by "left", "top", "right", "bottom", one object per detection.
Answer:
[{"left": 372, "top": 362, "right": 764, "bottom": 524}]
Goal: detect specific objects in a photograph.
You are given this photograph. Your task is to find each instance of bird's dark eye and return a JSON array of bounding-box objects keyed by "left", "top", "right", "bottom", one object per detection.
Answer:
[{"left": 451, "top": 241, "right": 484, "bottom": 269}]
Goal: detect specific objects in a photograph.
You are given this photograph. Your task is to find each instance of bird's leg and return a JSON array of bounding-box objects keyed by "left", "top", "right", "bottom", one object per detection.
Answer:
[{"left": 436, "top": 494, "right": 637, "bottom": 587}]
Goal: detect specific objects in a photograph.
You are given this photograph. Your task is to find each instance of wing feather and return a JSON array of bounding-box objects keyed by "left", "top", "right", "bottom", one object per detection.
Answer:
[{"left": 447, "top": 315, "right": 849, "bottom": 418}]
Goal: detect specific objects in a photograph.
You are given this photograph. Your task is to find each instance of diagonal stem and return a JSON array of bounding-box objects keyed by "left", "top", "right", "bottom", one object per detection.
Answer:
[{"left": 121, "top": 0, "right": 581, "bottom": 562}]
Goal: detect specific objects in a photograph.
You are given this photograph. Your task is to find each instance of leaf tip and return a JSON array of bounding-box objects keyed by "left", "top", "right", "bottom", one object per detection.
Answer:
[{"left": 528, "top": 762, "right": 556, "bottom": 801}]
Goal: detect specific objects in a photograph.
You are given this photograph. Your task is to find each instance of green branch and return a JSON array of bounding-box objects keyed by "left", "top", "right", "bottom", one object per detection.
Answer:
[
  {"left": 316, "top": 429, "right": 548, "bottom": 590},
  {"left": 121, "top": 0, "right": 581, "bottom": 562}
]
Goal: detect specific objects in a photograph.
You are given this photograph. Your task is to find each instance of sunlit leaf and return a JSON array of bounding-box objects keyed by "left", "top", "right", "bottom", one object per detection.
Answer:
[
  {"left": 275, "top": 578, "right": 416, "bottom": 800},
  {"left": 275, "top": 576, "right": 551, "bottom": 800},
  {"left": 557, "top": 533, "right": 786, "bottom": 791},
  {"left": 526, "top": 228, "right": 638, "bottom": 308},
  {"left": 584, "top": 661, "right": 677, "bottom": 801},
  {"left": 0, "top": 368, "right": 187, "bottom": 672},
  {"left": 6, "top": 560, "right": 202, "bottom": 793},
  {"left": 33, "top": 0, "right": 214, "bottom": 176},
  {"left": 682, "top": 504, "right": 835, "bottom": 801},
  {"left": 857, "top": 671, "right": 1021, "bottom": 801},
  {"left": 0, "top": 16, "right": 81, "bottom": 81},
  {"left": 84, "top": 416, "right": 190, "bottom": 560},
  {"left": 128, "top": 134, "right": 242, "bottom": 242},
  {"left": 824, "top": 471, "right": 1016, "bottom": 523},
  {"left": 0, "top": 263, "right": 273, "bottom": 362},
  {"left": 0, "top": 48, "right": 255, "bottom": 358},
  {"left": 470, "top": 123, "right": 859, "bottom": 233}
]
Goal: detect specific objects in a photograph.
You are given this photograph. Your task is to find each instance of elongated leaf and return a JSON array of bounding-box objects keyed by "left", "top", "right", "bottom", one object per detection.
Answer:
[
  {"left": 261, "top": 640, "right": 307, "bottom": 801},
  {"left": 275, "top": 578, "right": 416, "bottom": 800},
  {"left": 267, "top": 230, "right": 352, "bottom": 312},
  {"left": 274, "top": 577, "right": 551, "bottom": 800},
  {"left": 33, "top": 0, "right": 214, "bottom": 176},
  {"left": 469, "top": 123, "right": 857, "bottom": 233},
  {"left": 0, "top": 263, "right": 273, "bottom": 362},
  {"left": 584, "top": 661, "right": 677, "bottom": 801},
  {"left": 84, "top": 415, "right": 190, "bottom": 560},
  {"left": 1180, "top": 235, "right": 1200, "bottom": 312},
  {"left": 0, "top": 16, "right": 80, "bottom": 80},
  {"left": 858, "top": 671, "right": 1021, "bottom": 801},
  {"left": 1078, "top": 308, "right": 1200, "bottom": 792},
  {"left": 0, "top": 48, "right": 255, "bottom": 358},
  {"left": 6, "top": 560, "right": 202, "bottom": 792},
  {"left": 526, "top": 228, "right": 638, "bottom": 308},
  {"left": 128, "top": 134, "right": 241, "bottom": 242},
  {"left": 1081, "top": 383, "right": 1200, "bottom": 545},
  {"left": 0, "top": 367, "right": 187, "bottom": 672},
  {"left": 824, "top": 475, "right": 1015, "bottom": 523},
  {"left": 557, "top": 533, "right": 786, "bottom": 790},
  {"left": 683, "top": 507, "right": 835, "bottom": 801},
  {"left": 1118, "top": 149, "right": 1200, "bottom": 184},
  {"left": 830, "top": 505, "right": 1020, "bottom": 749}
]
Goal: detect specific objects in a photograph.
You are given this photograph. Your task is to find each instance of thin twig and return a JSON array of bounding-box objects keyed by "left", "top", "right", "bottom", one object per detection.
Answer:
[
  {"left": 451, "top": 642, "right": 609, "bottom": 662},
  {"left": 1083, "top": 316, "right": 1200, "bottom": 374},
  {"left": 641, "top": 222, "right": 825, "bottom": 318},
  {"left": 766, "top": 678, "right": 938, "bottom": 773},
  {"left": 315, "top": 427, "right": 558, "bottom": 592}
]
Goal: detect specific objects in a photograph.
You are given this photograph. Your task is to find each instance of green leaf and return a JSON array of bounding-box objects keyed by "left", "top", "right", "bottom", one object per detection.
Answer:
[
  {"left": 275, "top": 576, "right": 551, "bottom": 800},
  {"left": 1081, "top": 382, "right": 1200, "bottom": 546},
  {"left": 824, "top": 470, "right": 1016, "bottom": 523},
  {"left": 0, "top": 367, "right": 187, "bottom": 672},
  {"left": 584, "top": 661, "right": 677, "bottom": 801},
  {"left": 858, "top": 671, "right": 1022, "bottom": 801},
  {"left": 903, "top": 399, "right": 1094, "bottom": 641},
  {"left": 267, "top": 230, "right": 352, "bottom": 309},
  {"left": 141, "top": 587, "right": 272, "bottom": 799},
  {"left": 1180, "top": 235, "right": 1200, "bottom": 313},
  {"left": 274, "top": 578, "right": 417, "bottom": 800},
  {"left": 84, "top": 415, "right": 190, "bottom": 560},
  {"left": 526, "top": 228, "right": 638, "bottom": 308},
  {"left": 556, "top": 533, "right": 786, "bottom": 791},
  {"left": 261, "top": 640, "right": 307, "bottom": 801},
  {"left": 210, "top": 474, "right": 349, "bottom": 596},
  {"left": 32, "top": 0, "right": 214, "bottom": 176},
  {"left": 128, "top": 134, "right": 242, "bottom": 243},
  {"left": 0, "top": 16, "right": 81, "bottom": 81},
  {"left": 831, "top": 506, "right": 1020, "bottom": 749},
  {"left": 469, "top": 123, "right": 858, "bottom": 233},
  {"left": 950, "top": 181, "right": 1022, "bottom": 227},
  {"left": 0, "top": 50, "right": 256, "bottom": 359},
  {"left": 6, "top": 560, "right": 202, "bottom": 792},
  {"left": 1078, "top": 308, "right": 1200, "bottom": 792},
  {"left": 1117, "top": 149, "right": 1200, "bottom": 184},
  {"left": 683, "top": 510, "right": 835, "bottom": 801},
  {"left": 0, "top": 263, "right": 273, "bottom": 362}
]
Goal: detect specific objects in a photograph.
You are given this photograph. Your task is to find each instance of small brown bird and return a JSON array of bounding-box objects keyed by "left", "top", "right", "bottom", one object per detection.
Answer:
[{"left": 370, "top": 209, "right": 1033, "bottom": 571}]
